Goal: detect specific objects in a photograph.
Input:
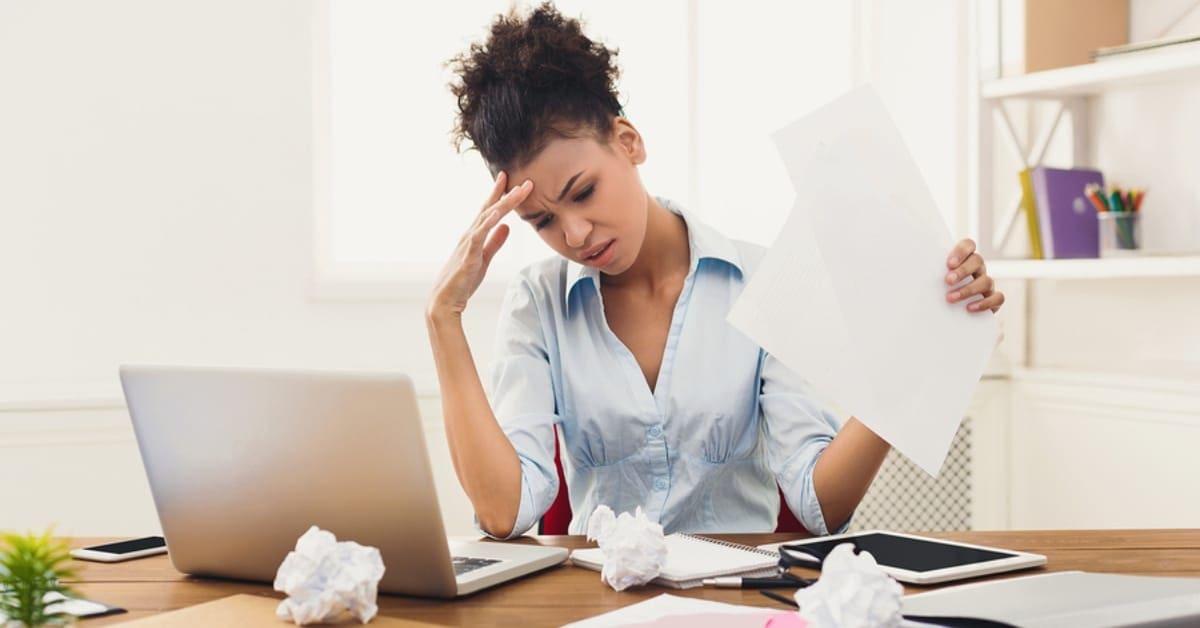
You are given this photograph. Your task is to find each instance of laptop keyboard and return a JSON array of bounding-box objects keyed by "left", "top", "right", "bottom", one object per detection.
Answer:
[{"left": 453, "top": 556, "right": 502, "bottom": 576}]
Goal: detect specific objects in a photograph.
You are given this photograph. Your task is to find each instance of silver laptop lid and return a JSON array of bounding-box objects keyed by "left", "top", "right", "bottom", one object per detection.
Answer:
[{"left": 120, "top": 365, "right": 458, "bottom": 597}]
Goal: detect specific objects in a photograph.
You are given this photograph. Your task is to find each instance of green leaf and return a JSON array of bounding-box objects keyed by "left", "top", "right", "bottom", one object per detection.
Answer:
[{"left": 0, "top": 527, "right": 78, "bottom": 626}]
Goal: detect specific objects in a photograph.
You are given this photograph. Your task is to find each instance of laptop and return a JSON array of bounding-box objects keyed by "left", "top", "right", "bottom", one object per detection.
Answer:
[
  {"left": 119, "top": 365, "right": 567, "bottom": 598},
  {"left": 902, "top": 571, "right": 1200, "bottom": 627}
]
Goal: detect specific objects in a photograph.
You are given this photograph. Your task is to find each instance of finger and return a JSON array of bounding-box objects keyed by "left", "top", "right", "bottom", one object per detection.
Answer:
[
  {"left": 469, "top": 184, "right": 526, "bottom": 250},
  {"left": 485, "top": 178, "right": 533, "bottom": 224},
  {"left": 481, "top": 223, "right": 510, "bottom": 266},
  {"left": 469, "top": 174, "right": 510, "bottom": 234},
  {"left": 481, "top": 171, "right": 508, "bottom": 214},
  {"left": 475, "top": 198, "right": 514, "bottom": 240},
  {"left": 946, "top": 252, "right": 985, "bottom": 285},
  {"left": 947, "top": 274, "right": 994, "bottom": 303},
  {"left": 968, "top": 291, "right": 1005, "bottom": 313},
  {"left": 990, "top": 291, "right": 1006, "bottom": 313},
  {"left": 947, "top": 238, "right": 977, "bottom": 269}
]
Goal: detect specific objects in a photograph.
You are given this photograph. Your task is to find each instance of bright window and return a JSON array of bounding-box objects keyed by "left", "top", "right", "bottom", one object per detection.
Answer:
[{"left": 315, "top": 1, "right": 853, "bottom": 294}]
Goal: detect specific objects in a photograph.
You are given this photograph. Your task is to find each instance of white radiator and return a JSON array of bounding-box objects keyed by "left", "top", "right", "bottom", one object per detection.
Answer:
[{"left": 850, "top": 416, "right": 975, "bottom": 532}]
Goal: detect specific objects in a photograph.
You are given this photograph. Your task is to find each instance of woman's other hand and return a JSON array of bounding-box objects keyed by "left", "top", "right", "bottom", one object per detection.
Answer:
[
  {"left": 428, "top": 172, "right": 533, "bottom": 318},
  {"left": 944, "top": 238, "right": 1005, "bottom": 314}
]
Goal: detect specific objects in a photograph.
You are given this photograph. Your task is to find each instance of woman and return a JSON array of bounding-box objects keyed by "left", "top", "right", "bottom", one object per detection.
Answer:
[{"left": 427, "top": 3, "right": 1003, "bottom": 540}]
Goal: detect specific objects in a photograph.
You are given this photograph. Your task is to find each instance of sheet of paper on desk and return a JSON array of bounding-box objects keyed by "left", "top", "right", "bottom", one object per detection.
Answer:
[
  {"left": 727, "top": 85, "right": 998, "bottom": 476},
  {"left": 0, "top": 592, "right": 123, "bottom": 621},
  {"left": 563, "top": 593, "right": 778, "bottom": 628}
]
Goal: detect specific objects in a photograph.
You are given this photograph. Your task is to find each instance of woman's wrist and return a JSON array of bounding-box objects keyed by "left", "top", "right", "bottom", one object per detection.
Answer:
[{"left": 425, "top": 304, "right": 463, "bottom": 329}]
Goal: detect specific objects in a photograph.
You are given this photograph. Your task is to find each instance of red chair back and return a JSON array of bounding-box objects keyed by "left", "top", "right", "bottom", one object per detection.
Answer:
[
  {"left": 539, "top": 426, "right": 806, "bottom": 534},
  {"left": 539, "top": 429, "right": 574, "bottom": 534}
]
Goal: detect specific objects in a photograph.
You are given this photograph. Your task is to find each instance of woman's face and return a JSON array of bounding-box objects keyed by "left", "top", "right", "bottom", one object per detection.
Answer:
[{"left": 505, "top": 118, "right": 649, "bottom": 275}]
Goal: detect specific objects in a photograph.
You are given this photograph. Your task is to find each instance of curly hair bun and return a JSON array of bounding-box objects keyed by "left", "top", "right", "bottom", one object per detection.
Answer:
[{"left": 447, "top": 2, "right": 624, "bottom": 173}]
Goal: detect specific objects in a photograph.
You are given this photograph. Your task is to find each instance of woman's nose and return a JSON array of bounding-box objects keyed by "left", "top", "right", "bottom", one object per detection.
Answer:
[{"left": 561, "top": 214, "right": 592, "bottom": 249}]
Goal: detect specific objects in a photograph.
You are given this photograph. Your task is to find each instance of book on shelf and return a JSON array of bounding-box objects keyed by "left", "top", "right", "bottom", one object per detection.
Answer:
[
  {"left": 1022, "top": 0, "right": 1128, "bottom": 73},
  {"left": 1092, "top": 34, "right": 1200, "bottom": 61},
  {"left": 1029, "top": 166, "right": 1104, "bottom": 259},
  {"left": 1018, "top": 168, "right": 1044, "bottom": 259}
]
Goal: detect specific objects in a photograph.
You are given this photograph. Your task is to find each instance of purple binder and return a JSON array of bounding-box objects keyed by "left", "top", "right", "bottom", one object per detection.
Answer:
[{"left": 1030, "top": 167, "right": 1105, "bottom": 259}]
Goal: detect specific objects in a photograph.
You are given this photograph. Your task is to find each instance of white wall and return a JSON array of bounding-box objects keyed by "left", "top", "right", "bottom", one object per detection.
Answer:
[
  {"left": 857, "top": 0, "right": 968, "bottom": 235},
  {"left": 692, "top": 2, "right": 854, "bottom": 245},
  {"left": 0, "top": 0, "right": 488, "bottom": 535}
]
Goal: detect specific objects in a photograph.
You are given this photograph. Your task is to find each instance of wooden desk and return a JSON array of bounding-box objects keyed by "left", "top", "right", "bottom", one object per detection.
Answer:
[{"left": 68, "top": 530, "right": 1200, "bottom": 626}]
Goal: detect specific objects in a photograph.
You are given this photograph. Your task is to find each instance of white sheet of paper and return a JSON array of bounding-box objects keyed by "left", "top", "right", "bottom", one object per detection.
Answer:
[
  {"left": 727, "top": 86, "right": 998, "bottom": 475},
  {"left": 562, "top": 593, "right": 776, "bottom": 628},
  {"left": 0, "top": 592, "right": 111, "bottom": 621}
]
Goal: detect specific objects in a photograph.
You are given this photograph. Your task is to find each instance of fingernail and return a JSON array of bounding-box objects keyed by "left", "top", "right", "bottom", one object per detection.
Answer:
[
  {"left": 968, "top": 302, "right": 979, "bottom": 311},
  {"left": 948, "top": 256, "right": 959, "bottom": 266},
  {"left": 946, "top": 272, "right": 957, "bottom": 283},
  {"left": 949, "top": 291, "right": 960, "bottom": 301}
]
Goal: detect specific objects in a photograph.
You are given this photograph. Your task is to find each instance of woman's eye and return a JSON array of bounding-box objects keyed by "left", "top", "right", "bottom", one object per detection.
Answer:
[
  {"left": 574, "top": 186, "right": 594, "bottom": 202},
  {"left": 535, "top": 215, "right": 554, "bottom": 230}
]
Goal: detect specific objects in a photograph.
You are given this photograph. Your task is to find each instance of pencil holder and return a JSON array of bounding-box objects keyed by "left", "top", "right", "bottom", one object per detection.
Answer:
[{"left": 1097, "top": 212, "right": 1141, "bottom": 257}]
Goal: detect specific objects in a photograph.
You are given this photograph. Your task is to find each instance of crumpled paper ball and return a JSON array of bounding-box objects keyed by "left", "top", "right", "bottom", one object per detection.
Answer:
[
  {"left": 273, "top": 526, "right": 387, "bottom": 625},
  {"left": 792, "top": 543, "right": 903, "bottom": 628},
  {"left": 586, "top": 505, "right": 668, "bottom": 591}
]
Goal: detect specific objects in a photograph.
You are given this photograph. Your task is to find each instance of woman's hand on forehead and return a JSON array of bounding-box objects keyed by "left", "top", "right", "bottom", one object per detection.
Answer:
[
  {"left": 427, "top": 171, "right": 535, "bottom": 317},
  {"left": 478, "top": 171, "right": 533, "bottom": 229}
]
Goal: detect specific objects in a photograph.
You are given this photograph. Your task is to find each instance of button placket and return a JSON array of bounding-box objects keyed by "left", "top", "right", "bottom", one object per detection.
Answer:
[{"left": 646, "top": 421, "right": 670, "bottom": 515}]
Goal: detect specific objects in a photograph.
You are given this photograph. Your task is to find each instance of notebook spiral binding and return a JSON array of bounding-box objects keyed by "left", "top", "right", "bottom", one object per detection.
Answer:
[{"left": 677, "top": 533, "right": 781, "bottom": 559}]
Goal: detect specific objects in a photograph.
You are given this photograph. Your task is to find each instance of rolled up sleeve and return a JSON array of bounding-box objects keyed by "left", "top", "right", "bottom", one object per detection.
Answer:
[
  {"left": 474, "top": 278, "right": 560, "bottom": 540},
  {"left": 759, "top": 353, "right": 848, "bottom": 536}
]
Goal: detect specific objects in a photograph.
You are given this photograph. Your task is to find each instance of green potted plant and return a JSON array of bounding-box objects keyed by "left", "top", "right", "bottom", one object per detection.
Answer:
[{"left": 0, "top": 530, "right": 77, "bottom": 627}]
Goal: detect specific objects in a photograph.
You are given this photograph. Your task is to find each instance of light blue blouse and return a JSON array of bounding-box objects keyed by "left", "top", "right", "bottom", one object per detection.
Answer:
[{"left": 484, "top": 198, "right": 845, "bottom": 539}]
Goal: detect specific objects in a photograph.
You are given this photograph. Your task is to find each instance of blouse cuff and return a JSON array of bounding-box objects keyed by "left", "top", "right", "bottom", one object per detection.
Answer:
[
  {"left": 782, "top": 440, "right": 852, "bottom": 536},
  {"left": 473, "top": 454, "right": 558, "bottom": 541}
]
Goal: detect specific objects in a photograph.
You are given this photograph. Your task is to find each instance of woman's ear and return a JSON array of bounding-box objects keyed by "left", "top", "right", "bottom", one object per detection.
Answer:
[{"left": 611, "top": 116, "right": 646, "bottom": 165}]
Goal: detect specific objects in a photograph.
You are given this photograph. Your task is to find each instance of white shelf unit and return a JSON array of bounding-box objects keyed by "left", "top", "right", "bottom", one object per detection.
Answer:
[
  {"left": 982, "top": 44, "right": 1200, "bottom": 99},
  {"left": 990, "top": 255, "right": 1200, "bottom": 280},
  {"left": 964, "top": 6, "right": 1200, "bottom": 533},
  {"left": 969, "top": 19, "right": 1200, "bottom": 280}
]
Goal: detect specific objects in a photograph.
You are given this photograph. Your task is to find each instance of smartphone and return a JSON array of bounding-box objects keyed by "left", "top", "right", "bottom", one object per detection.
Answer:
[{"left": 70, "top": 536, "right": 167, "bottom": 562}]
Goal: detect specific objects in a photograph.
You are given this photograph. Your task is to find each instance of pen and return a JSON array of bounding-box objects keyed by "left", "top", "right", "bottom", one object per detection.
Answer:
[
  {"left": 1110, "top": 188, "right": 1125, "bottom": 212},
  {"left": 702, "top": 576, "right": 816, "bottom": 589},
  {"left": 1085, "top": 185, "right": 1108, "bottom": 212}
]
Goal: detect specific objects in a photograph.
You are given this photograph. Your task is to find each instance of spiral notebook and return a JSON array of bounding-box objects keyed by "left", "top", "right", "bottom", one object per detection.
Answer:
[{"left": 570, "top": 534, "right": 780, "bottom": 589}]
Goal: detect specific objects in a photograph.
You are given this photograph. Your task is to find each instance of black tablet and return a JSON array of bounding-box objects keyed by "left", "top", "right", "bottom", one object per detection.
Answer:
[{"left": 760, "top": 530, "right": 1046, "bottom": 585}]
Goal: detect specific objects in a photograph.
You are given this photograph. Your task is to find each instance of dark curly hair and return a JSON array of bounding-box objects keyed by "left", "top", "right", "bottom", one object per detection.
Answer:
[{"left": 447, "top": 2, "right": 624, "bottom": 176}]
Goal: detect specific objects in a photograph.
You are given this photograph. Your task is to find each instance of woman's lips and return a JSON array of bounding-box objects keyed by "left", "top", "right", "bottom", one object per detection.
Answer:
[
  {"left": 582, "top": 239, "right": 615, "bottom": 266},
  {"left": 583, "top": 239, "right": 611, "bottom": 259}
]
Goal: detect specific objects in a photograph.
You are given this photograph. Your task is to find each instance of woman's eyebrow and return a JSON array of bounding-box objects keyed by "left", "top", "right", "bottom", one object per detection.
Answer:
[
  {"left": 518, "top": 170, "right": 586, "bottom": 221},
  {"left": 556, "top": 171, "right": 585, "bottom": 202}
]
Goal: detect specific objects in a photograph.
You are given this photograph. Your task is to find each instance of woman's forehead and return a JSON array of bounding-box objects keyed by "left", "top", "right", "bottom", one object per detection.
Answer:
[{"left": 527, "top": 136, "right": 605, "bottom": 171}]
